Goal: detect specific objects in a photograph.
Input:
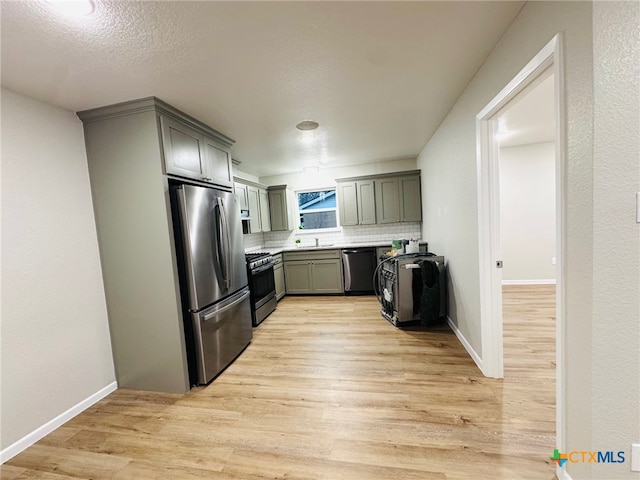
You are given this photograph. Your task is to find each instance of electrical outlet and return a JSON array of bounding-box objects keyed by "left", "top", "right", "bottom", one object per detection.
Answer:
[
  {"left": 551, "top": 256, "right": 557, "bottom": 265},
  {"left": 632, "top": 443, "right": 640, "bottom": 472}
]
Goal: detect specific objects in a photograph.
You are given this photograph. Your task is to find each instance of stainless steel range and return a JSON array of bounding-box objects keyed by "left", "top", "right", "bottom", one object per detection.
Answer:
[
  {"left": 376, "top": 253, "right": 446, "bottom": 327},
  {"left": 245, "top": 252, "right": 277, "bottom": 326}
]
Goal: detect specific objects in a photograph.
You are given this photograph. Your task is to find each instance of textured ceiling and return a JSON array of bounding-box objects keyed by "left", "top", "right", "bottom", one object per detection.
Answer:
[{"left": 1, "top": 1, "right": 525, "bottom": 177}]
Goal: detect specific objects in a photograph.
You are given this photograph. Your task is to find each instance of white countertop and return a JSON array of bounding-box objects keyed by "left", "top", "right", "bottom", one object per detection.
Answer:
[{"left": 257, "top": 241, "right": 427, "bottom": 256}]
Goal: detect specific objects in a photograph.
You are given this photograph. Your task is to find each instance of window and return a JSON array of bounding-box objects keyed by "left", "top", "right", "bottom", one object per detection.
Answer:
[{"left": 297, "top": 189, "right": 338, "bottom": 230}]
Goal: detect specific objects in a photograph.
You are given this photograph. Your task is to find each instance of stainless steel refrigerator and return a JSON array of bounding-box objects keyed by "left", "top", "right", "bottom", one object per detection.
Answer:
[{"left": 171, "top": 183, "right": 252, "bottom": 385}]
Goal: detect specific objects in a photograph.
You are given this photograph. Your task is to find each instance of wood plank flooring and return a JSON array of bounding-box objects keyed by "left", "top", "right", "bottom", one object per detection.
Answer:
[{"left": 2, "top": 288, "right": 556, "bottom": 479}]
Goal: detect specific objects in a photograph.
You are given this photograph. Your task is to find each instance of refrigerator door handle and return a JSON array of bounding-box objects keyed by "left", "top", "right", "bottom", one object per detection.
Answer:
[
  {"left": 212, "top": 202, "right": 225, "bottom": 289},
  {"left": 217, "top": 197, "right": 232, "bottom": 290},
  {"left": 202, "top": 288, "right": 250, "bottom": 322},
  {"left": 176, "top": 186, "right": 200, "bottom": 308}
]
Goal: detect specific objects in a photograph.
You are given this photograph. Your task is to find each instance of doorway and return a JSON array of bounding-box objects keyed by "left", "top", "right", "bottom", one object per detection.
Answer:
[{"left": 475, "top": 34, "right": 566, "bottom": 459}]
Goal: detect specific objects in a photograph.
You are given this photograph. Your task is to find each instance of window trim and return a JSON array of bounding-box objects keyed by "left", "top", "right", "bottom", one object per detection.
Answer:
[{"left": 295, "top": 187, "right": 339, "bottom": 232}]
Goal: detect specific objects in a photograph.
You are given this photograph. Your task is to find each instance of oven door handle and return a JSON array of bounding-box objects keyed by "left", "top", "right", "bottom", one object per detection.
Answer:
[{"left": 251, "top": 262, "right": 275, "bottom": 275}]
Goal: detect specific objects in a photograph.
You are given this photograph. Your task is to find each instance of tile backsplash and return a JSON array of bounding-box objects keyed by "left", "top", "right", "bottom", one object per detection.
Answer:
[
  {"left": 253, "top": 222, "right": 422, "bottom": 250},
  {"left": 242, "top": 232, "right": 264, "bottom": 251}
]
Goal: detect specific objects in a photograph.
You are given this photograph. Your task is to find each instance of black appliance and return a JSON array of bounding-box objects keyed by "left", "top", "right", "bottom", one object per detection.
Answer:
[
  {"left": 245, "top": 252, "right": 277, "bottom": 326},
  {"left": 342, "top": 248, "right": 377, "bottom": 294}
]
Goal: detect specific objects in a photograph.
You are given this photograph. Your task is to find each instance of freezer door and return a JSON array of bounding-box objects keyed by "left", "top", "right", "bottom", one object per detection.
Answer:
[
  {"left": 177, "top": 185, "right": 248, "bottom": 309},
  {"left": 191, "top": 288, "right": 253, "bottom": 385}
]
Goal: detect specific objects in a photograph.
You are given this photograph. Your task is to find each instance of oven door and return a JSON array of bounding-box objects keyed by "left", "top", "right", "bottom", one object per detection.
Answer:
[{"left": 250, "top": 262, "right": 276, "bottom": 309}]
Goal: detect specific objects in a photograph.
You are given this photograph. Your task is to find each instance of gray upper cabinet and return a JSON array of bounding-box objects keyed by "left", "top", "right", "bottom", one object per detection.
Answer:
[
  {"left": 375, "top": 173, "right": 422, "bottom": 223},
  {"left": 375, "top": 177, "right": 401, "bottom": 224},
  {"left": 234, "top": 182, "right": 249, "bottom": 210},
  {"left": 268, "top": 185, "right": 294, "bottom": 231},
  {"left": 399, "top": 175, "right": 422, "bottom": 222},
  {"left": 357, "top": 180, "right": 377, "bottom": 225},
  {"left": 337, "top": 170, "right": 421, "bottom": 225},
  {"left": 202, "top": 135, "right": 232, "bottom": 188},
  {"left": 338, "top": 180, "right": 376, "bottom": 226},
  {"left": 234, "top": 178, "right": 271, "bottom": 233},
  {"left": 259, "top": 189, "right": 271, "bottom": 232},
  {"left": 161, "top": 115, "right": 205, "bottom": 180},
  {"left": 337, "top": 182, "right": 358, "bottom": 226},
  {"left": 161, "top": 114, "right": 232, "bottom": 188},
  {"left": 247, "top": 186, "right": 261, "bottom": 233}
]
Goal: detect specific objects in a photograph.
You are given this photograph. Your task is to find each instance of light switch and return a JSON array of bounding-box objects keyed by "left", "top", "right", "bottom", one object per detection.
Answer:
[{"left": 632, "top": 443, "right": 640, "bottom": 472}]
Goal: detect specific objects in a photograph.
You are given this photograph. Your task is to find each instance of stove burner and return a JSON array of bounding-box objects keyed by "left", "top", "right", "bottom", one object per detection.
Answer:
[
  {"left": 245, "top": 252, "right": 270, "bottom": 261},
  {"left": 245, "top": 252, "right": 273, "bottom": 269}
]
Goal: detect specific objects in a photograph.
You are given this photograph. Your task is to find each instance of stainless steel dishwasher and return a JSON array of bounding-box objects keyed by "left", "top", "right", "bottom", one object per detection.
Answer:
[{"left": 342, "top": 248, "right": 377, "bottom": 294}]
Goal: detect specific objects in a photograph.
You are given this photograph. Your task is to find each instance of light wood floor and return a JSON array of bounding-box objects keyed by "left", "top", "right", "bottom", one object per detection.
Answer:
[{"left": 3, "top": 287, "right": 556, "bottom": 480}]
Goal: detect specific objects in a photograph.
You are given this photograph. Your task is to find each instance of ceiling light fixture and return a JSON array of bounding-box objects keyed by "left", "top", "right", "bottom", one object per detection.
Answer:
[
  {"left": 47, "top": 0, "right": 95, "bottom": 17},
  {"left": 296, "top": 120, "right": 319, "bottom": 131}
]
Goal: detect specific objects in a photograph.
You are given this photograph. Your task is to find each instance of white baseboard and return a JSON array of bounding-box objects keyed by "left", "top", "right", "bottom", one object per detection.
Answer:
[
  {"left": 502, "top": 279, "right": 556, "bottom": 285},
  {"left": 446, "top": 316, "right": 485, "bottom": 375},
  {"left": 558, "top": 468, "right": 573, "bottom": 480},
  {"left": 0, "top": 381, "right": 117, "bottom": 463}
]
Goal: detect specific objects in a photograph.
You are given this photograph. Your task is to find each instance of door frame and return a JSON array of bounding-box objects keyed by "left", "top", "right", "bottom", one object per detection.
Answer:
[{"left": 475, "top": 33, "right": 566, "bottom": 454}]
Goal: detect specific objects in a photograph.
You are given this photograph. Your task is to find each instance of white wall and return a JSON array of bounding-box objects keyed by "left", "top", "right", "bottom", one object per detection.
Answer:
[
  {"left": 418, "top": 2, "right": 640, "bottom": 478},
  {"left": 591, "top": 2, "right": 640, "bottom": 479},
  {"left": 0, "top": 90, "right": 116, "bottom": 457},
  {"left": 499, "top": 142, "right": 555, "bottom": 282}
]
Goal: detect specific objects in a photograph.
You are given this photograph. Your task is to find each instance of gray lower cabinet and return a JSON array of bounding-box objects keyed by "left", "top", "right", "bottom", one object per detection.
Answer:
[
  {"left": 77, "top": 97, "right": 235, "bottom": 394},
  {"left": 273, "top": 254, "right": 285, "bottom": 300},
  {"left": 283, "top": 261, "right": 313, "bottom": 294},
  {"left": 283, "top": 250, "right": 344, "bottom": 294},
  {"left": 311, "top": 259, "right": 344, "bottom": 293}
]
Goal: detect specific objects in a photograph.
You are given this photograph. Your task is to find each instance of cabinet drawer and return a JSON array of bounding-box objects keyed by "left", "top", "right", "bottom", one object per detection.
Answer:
[{"left": 283, "top": 249, "right": 341, "bottom": 261}]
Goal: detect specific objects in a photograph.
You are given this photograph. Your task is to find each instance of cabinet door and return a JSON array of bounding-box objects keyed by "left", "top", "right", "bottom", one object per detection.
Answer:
[
  {"left": 284, "top": 261, "right": 313, "bottom": 294},
  {"left": 399, "top": 175, "right": 422, "bottom": 222},
  {"left": 337, "top": 182, "right": 359, "bottom": 226},
  {"left": 274, "top": 264, "right": 285, "bottom": 300},
  {"left": 160, "top": 116, "right": 206, "bottom": 181},
  {"left": 247, "top": 186, "right": 261, "bottom": 233},
  {"left": 202, "top": 136, "right": 232, "bottom": 188},
  {"left": 234, "top": 182, "right": 249, "bottom": 211},
  {"left": 375, "top": 177, "right": 401, "bottom": 224},
  {"left": 259, "top": 189, "right": 271, "bottom": 232},
  {"left": 357, "top": 180, "right": 376, "bottom": 225},
  {"left": 268, "top": 188, "right": 290, "bottom": 231},
  {"left": 311, "top": 259, "right": 344, "bottom": 294}
]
